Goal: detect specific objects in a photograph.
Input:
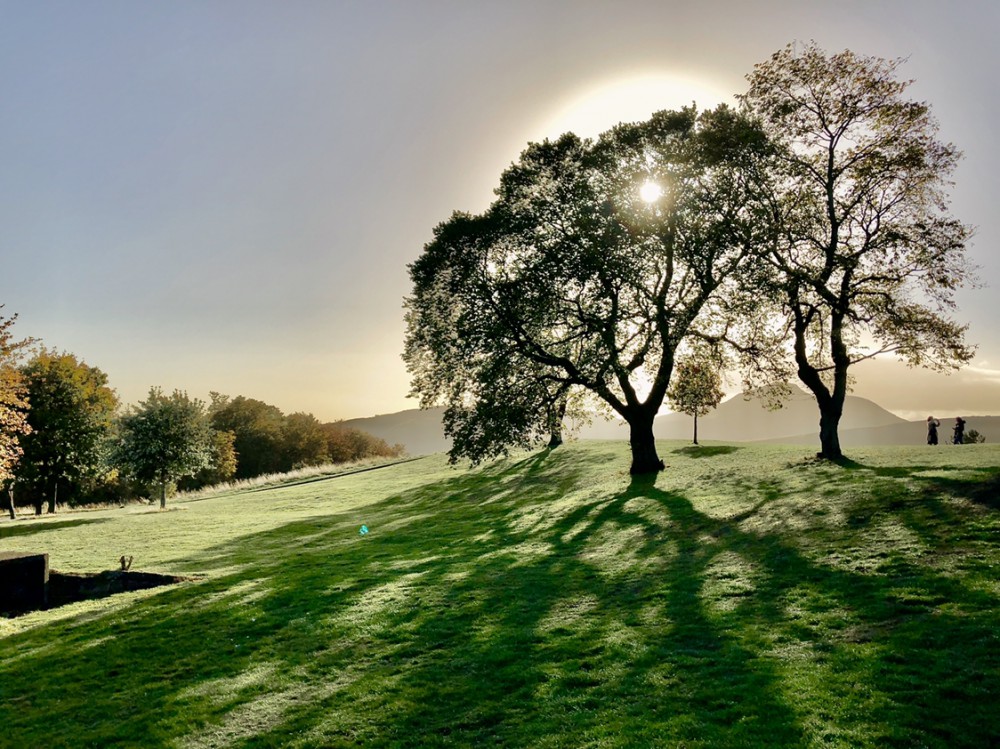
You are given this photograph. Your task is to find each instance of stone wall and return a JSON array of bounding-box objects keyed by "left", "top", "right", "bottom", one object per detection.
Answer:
[{"left": 0, "top": 552, "right": 49, "bottom": 615}]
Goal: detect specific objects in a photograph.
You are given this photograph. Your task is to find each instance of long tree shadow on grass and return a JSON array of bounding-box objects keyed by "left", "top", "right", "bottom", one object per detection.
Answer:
[
  {"left": 639, "top": 477, "right": 999, "bottom": 748},
  {"left": 186, "top": 457, "right": 805, "bottom": 747},
  {"left": 0, "top": 516, "right": 111, "bottom": 540},
  {"left": 0, "top": 450, "right": 600, "bottom": 746},
  {"left": 670, "top": 444, "right": 741, "bottom": 458},
  {"left": 1, "top": 448, "right": 997, "bottom": 747}
]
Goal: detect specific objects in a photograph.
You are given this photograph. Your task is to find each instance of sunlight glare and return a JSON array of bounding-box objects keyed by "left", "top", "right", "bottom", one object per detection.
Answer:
[
  {"left": 639, "top": 181, "right": 663, "bottom": 203},
  {"left": 536, "top": 72, "right": 733, "bottom": 140}
]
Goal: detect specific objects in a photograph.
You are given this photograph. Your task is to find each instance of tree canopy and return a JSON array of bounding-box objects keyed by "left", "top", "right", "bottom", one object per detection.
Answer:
[
  {"left": 209, "top": 393, "right": 404, "bottom": 480},
  {"left": 209, "top": 394, "right": 287, "bottom": 479},
  {"left": 0, "top": 308, "right": 32, "bottom": 501},
  {"left": 739, "top": 43, "right": 974, "bottom": 459},
  {"left": 281, "top": 412, "right": 329, "bottom": 470},
  {"left": 114, "top": 388, "right": 213, "bottom": 508},
  {"left": 405, "top": 106, "right": 772, "bottom": 473},
  {"left": 667, "top": 358, "right": 725, "bottom": 445},
  {"left": 19, "top": 350, "right": 118, "bottom": 513}
]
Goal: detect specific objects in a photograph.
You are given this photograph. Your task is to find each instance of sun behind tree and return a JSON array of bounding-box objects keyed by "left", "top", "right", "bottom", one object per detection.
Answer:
[{"left": 405, "top": 106, "right": 772, "bottom": 475}]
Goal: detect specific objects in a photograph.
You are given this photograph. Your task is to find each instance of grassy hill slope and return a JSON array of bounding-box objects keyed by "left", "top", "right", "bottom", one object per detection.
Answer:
[{"left": 1, "top": 442, "right": 998, "bottom": 747}]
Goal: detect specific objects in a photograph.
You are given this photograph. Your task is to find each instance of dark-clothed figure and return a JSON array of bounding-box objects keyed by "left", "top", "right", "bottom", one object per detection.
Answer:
[
  {"left": 953, "top": 417, "right": 966, "bottom": 445},
  {"left": 927, "top": 416, "right": 940, "bottom": 445}
]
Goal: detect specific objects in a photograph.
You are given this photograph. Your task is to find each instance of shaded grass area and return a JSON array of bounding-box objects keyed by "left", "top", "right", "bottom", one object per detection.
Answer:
[
  {"left": 1, "top": 442, "right": 998, "bottom": 747},
  {"left": 0, "top": 516, "right": 112, "bottom": 541}
]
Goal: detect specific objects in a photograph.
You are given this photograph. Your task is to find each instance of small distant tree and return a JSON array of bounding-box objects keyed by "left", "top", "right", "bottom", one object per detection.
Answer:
[
  {"left": 19, "top": 350, "right": 118, "bottom": 514},
  {"left": 666, "top": 359, "right": 725, "bottom": 445},
  {"left": 114, "top": 388, "right": 213, "bottom": 509},
  {"left": 0, "top": 308, "right": 33, "bottom": 519},
  {"left": 964, "top": 429, "right": 986, "bottom": 444}
]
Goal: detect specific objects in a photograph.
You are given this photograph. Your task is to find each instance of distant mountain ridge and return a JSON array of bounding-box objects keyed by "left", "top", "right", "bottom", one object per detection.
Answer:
[
  {"left": 581, "top": 390, "right": 907, "bottom": 443},
  {"left": 342, "top": 392, "right": 993, "bottom": 456},
  {"left": 340, "top": 407, "right": 451, "bottom": 457}
]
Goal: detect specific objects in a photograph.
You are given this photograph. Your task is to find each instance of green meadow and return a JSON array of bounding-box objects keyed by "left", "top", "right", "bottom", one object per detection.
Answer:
[{"left": 1, "top": 441, "right": 998, "bottom": 748}]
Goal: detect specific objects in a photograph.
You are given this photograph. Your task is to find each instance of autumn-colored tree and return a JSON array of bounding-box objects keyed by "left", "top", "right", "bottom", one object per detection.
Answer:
[
  {"left": 209, "top": 392, "right": 403, "bottom": 479},
  {"left": 19, "top": 350, "right": 118, "bottom": 514},
  {"left": 209, "top": 394, "right": 286, "bottom": 478},
  {"left": 0, "top": 308, "right": 33, "bottom": 519},
  {"left": 666, "top": 359, "right": 725, "bottom": 445},
  {"left": 208, "top": 429, "right": 238, "bottom": 481}
]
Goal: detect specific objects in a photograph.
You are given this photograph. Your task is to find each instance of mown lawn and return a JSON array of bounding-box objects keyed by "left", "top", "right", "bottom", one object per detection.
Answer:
[{"left": 1, "top": 441, "right": 998, "bottom": 748}]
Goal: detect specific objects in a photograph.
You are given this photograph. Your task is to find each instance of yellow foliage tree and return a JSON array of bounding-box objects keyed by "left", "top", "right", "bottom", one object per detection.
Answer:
[{"left": 0, "top": 308, "right": 33, "bottom": 518}]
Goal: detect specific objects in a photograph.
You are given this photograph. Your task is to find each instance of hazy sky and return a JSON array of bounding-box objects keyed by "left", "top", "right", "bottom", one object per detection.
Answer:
[{"left": 3, "top": 0, "right": 998, "bottom": 421}]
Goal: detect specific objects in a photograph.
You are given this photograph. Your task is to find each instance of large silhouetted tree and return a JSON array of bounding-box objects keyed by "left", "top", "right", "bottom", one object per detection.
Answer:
[
  {"left": 406, "top": 106, "right": 772, "bottom": 473},
  {"left": 740, "top": 43, "right": 974, "bottom": 459},
  {"left": 404, "top": 245, "right": 580, "bottom": 465}
]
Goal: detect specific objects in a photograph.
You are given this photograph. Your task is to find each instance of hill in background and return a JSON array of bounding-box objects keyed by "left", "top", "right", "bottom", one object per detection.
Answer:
[
  {"left": 345, "top": 392, "right": 997, "bottom": 455},
  {"left": 581, "top": 390, "right": 906, "bottom": 443},
  {"left": 341, "top": 407, "right": 452, "bottom": 456}
]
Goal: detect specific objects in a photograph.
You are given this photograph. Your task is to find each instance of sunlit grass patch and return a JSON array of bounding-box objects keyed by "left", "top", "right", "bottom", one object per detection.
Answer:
[
  {"left": 702, "top": 550, "right": 763, "bottom": 613},
  {"left": 178, "top": 455, "right": 415, "bottom": 501},
  {"left": 578, "top": 521, "right": 653, "bottom": 577},
  {"left": 178, "top": 661, "right": 282, "bottom": 703},
  {"left": 536, "top": 594, "right": 601, "bottom": 634}
]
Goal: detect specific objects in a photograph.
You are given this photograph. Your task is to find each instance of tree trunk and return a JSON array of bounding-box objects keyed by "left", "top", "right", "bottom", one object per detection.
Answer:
[
  {"left": 546, "top": 397, "right": 567, "bottom": 449},
  {"left": 818, "top": 403, "right": 844, "bottom": 460},
  {"left": 792, "top": 308, "right": 848, "bottom": 461},
  {"left": 5, "top": 488, "right": 15, "bottom": 520},
  {"left": 693, "top": 413, "right": 699, "bottom": 445},
  {"left": 628, "top": 413, "right": 664, "bottom": 475},
  {"left": 47, "top": 481, "right": 58, "bottom": 514},
  {"left": 160, "top": 481, "right": 167, "bottom": 510}
]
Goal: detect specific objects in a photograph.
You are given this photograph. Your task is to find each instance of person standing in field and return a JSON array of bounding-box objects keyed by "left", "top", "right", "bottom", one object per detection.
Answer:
[
  {"left": 953, "top": 417, "right": 966, "bottom": 444},
  {"left": 927, "top": 416, "right": 941, "bottom": 445}
]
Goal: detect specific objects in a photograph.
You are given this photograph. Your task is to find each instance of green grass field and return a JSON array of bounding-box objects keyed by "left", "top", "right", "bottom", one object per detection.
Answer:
[{"left": 1, "top": 441, "right": 998, "bottom": 748}]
